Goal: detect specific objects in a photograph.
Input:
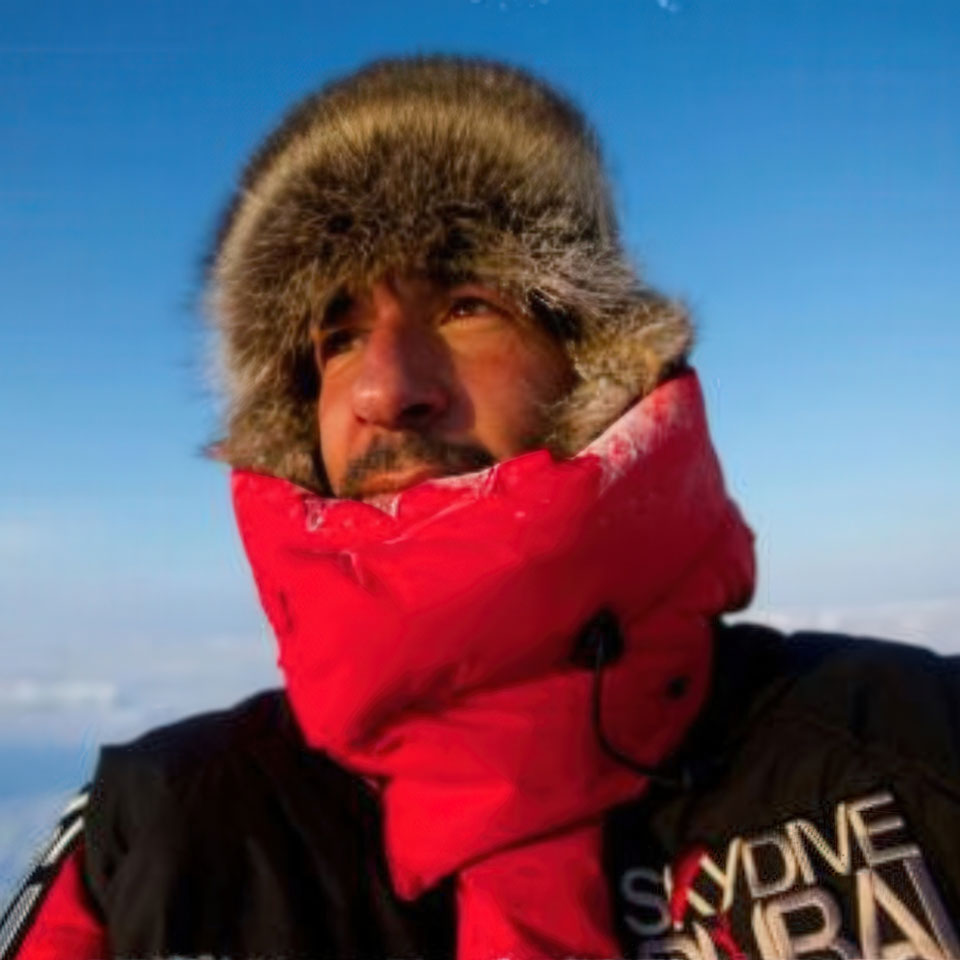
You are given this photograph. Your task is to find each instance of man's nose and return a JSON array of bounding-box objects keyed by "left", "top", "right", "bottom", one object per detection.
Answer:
[{"left": 350, "top": 284, "right": 449, "bottom": 430}]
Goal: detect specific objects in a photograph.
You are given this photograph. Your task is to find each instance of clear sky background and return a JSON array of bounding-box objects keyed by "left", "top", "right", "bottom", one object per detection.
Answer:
[{"left": 1, "top": 0, "right": 958, "bottom": 895}]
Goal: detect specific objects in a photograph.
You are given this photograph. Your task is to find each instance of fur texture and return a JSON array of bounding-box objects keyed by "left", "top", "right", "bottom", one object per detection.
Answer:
[{"left": 207, "top": 56, "right": 692, "bottom": 492}]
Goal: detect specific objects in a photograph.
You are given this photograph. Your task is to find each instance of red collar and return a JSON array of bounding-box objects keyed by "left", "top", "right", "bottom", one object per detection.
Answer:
[{"left": 232, "top": 370, "right": 754, "bottom": 958}]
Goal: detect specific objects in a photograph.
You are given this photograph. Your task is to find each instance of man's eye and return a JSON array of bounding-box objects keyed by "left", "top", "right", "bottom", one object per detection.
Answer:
[
  {"left": 447, "top": 296, "right": 498, "bottom": 319},
  {"left": 318, "top": 329, "right": 358, "bottom": 363}
]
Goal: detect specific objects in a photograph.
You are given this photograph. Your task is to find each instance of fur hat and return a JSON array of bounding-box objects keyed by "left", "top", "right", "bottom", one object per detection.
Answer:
[{"left": 207, "top": 55, "right": 692, "bottom": 492}]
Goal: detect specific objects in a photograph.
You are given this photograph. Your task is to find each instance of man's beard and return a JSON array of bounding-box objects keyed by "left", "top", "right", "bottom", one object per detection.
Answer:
[{"left": 338, "top": 433, "right": 497, "bottom": 500}]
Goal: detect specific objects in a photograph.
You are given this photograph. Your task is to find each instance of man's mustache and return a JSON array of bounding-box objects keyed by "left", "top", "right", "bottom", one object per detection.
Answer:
[{"left": 339, "top": 433, "right": 495, "bottom": 499}]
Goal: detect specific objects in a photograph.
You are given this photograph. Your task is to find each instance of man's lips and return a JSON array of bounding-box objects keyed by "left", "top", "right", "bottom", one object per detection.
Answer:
[
  {"left": 340, "top": 436, "right": 497, "bottom": 501},
  {"left": 356, "top": 464, "right": 447, "bottom": 498}
]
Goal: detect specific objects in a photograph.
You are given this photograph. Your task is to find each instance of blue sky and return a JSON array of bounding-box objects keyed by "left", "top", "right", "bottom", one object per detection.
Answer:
[{"left": 1, "top": 0, "right": 958, "bottom": 896}]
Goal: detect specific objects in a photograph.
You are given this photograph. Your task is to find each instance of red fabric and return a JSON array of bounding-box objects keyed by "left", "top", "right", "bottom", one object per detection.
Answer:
[
  {"left": 233, "top": 370, "right": 755, "bottom": 959},
  {"left": 11, "top": 844, "right": 107, "bottom": 960},
  {"left": 669, "top": 844, "right": 709, "bottom": 928}
]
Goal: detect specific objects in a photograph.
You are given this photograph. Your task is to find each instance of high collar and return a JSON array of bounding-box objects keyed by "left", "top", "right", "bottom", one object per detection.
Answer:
[{"left": 232, "top": 370, "right": 755, "bottom": 958}]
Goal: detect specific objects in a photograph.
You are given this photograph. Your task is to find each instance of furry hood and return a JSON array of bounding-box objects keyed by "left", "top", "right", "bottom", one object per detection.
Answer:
[{"left": 207, "top": 55, "right": 692, "bottom": 492}]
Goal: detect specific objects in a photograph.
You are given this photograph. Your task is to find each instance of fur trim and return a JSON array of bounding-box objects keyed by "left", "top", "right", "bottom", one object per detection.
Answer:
[{"left": 207, "top": 55, "right": 692, "bottom": 491}]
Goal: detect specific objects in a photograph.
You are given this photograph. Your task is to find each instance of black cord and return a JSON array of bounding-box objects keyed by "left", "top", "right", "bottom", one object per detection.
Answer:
[{"left": 589, "top": 624, "right": 693, "bottom": 791}]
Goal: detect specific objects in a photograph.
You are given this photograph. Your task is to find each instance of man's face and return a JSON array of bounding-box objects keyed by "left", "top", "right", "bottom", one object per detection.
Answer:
[{"left": 313, "top": 274, "right": 575, "bottom": 500}]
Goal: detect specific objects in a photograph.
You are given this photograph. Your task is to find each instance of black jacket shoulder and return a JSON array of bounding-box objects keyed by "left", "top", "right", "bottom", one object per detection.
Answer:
[
  {"left": 84, "top": 690, "right": 455, "bottom": 959},
  {"left": 708, "top": 621, "right": 960, "bottom": 792}
]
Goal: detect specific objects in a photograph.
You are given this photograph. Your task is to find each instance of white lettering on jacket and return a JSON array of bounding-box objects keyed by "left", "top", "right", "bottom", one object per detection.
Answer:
[{"left": 621, "top": 791, "right": 960, "bottom": 960}]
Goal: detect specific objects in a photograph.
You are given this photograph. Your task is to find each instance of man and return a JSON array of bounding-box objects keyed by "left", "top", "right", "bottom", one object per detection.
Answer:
[{"left": 4, "top": 55, "right": 960, "bottom": 960}]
